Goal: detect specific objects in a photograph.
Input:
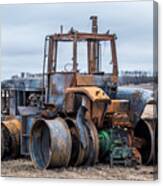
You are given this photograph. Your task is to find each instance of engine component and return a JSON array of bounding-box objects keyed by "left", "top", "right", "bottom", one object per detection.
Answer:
[
  {"left": 98, "top": 127, "right": 141, "bottom": 167},
  {"left": 110, "top": 146, "right": 141, "bottom": 167}
]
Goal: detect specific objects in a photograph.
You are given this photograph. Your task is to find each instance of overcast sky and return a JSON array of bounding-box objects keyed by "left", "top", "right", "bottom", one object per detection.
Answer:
[{"left": 0, "top": 1, "right": 154, "bottom": 79}]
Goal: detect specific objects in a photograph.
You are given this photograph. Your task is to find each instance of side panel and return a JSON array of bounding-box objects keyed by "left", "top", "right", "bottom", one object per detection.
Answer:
[
  {"left": 46, "top": 73, "right": 75, "bottom": 109},
  {"left": 116, "top": 87, "right": 154, "bottom": 126}
]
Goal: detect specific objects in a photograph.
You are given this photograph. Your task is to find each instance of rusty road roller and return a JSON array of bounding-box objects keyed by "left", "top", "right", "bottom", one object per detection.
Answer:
[{"left": 1, "top": 16, "right": 157, "bottom": 169}]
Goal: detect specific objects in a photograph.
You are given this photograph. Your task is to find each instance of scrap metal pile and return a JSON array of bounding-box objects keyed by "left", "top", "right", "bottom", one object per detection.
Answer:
[{"left": 1, "top": 16, "right": 157, "bottom": 169}]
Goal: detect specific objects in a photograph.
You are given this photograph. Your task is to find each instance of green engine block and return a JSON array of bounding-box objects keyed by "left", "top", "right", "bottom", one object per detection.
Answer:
[{"left": 98, "top": 127, "right": 137, "bottom": 167}]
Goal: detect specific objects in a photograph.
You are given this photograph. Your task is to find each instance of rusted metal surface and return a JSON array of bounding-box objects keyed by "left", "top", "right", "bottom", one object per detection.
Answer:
[
  {"left": 111, "top": 113, "right": 132, "bottom": 128},
  {"left": 87, "top": 41, "right": 96, "bottom": 73},
  {"left": 91, "top": 101, "right": 108, "bottom": 128},
  {"left": 41, "top": 104, "right": 57, "bottom": 119},
  {"left": 67, "top": 105, "right": 99, "bottom": 166},
  {"left": 88, "top": 16, "right": 99, "bottom": 74},
  {"left": 134, "top": 119, "right": 156, "bottom": 164},
  {"left": 43, "top": 16, "right": 118, "bottom": 108},
  {"left": 90, "top": 16, "right": 98, "bottom": 33},
  {"left": 50, "top": 33, "right": 115, "bottom": 41},
  {"left": 66, "top": 105, "right": 93, "bottom": 166},
  {"left": 73, "top": 33, "right": 78, "bottom": 72},
  {"left": 65, "top": 87, "right": 110, "bottom": 129},
  {"left": 1, "top": 76, "right": 43, "bottom": 116},
  {"left": 18, "top": 106, "right": 40, "bottom": 116},
  {"left": 116, "top": 87, "right": 155, "bottom": 126},
  {"left": 133, "top": 137, "right": 146, "bottom": 149},
  {"left": 30, "top": 117, "right": 72, "bottom": 169},
  {"left": 47, "top": 37, "right": 54, "bottom": 74},
  {"left": 1, "top": 118, "right": 21, "bottom": 159},
  {"left": 1, "top": 124, "right": 9, "bottom": 159},
  {"left": 65, "top": 118, "right": 81, "bottom": 166},
  {"left": 20, "top": 116, "right": 36, "bottom": 155},
  {"left": 17, "top": 106, "right": 41, "bottom": 155},
  {"left": 84, "top": 118, "right": 99, "bottom": 165},
  {"left": 47, "top": 73, "right": 75, "bottom": 107},
  {"left": 107, "top": 99, "right": 129, "bottom": 113},
  {"left": 132, "top": 147, "right": 142, "bottom": 165},
  {"left": 116, "top": 87, "right": 157, "bottom": 164},
  {"left": 45, "top": 72, "right": 116, "bottom": 110},
  {"left": 111, "top": 37, "right": 118, "bottom": 83},
  {"left": 65, "top": 86, "right": 110, "bottom": 103},
  {"left": 76, "top": 74, "right": 95, "bottom": 86}
]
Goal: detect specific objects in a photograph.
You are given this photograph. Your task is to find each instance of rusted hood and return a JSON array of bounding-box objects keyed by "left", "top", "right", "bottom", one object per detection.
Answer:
[
  {"left": 116, "top": 87, "right": 155, "bottom": 126},
  {"left": 65, "top": 86, "right": 111, "bottom": 103}
]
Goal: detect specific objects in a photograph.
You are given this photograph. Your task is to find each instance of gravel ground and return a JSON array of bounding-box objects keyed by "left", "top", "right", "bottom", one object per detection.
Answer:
[{"left": 1, "top": 159, "right": 157, "bottom": 180}]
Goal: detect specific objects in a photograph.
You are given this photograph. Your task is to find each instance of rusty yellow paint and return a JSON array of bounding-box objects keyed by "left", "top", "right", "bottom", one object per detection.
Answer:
[
  {"left": 76, "top": 74, "right": 95, "bottom": 86},
  {"left": 2, "top": 118, "right": 21, "bottom": 157},
  {"left": 107, "top": 99, "right": 129, "bottom": 113},
  {"left": 65, "top": 86, "right": 110, "bottom": 102},
  {"left": 3, "top": 118, "right": 21, "bottom": 133}
]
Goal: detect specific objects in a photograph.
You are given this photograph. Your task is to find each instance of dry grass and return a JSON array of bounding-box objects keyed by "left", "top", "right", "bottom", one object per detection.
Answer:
[{"left": 1, "top": 158, "right": 157, "bottom": 180}]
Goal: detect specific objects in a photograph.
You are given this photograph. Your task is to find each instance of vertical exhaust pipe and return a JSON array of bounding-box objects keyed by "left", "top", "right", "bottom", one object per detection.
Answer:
[
  {"left": 90, "top": 16, "right": 98, "bottom": 33},
  {"left": 88, "top": 16, "right": 99, "bottom": 73}
]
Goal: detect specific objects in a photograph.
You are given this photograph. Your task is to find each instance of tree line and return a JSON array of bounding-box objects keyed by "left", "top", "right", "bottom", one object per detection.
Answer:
[{"left": 119, "top": 70, "right": 155, "bottom": 85}]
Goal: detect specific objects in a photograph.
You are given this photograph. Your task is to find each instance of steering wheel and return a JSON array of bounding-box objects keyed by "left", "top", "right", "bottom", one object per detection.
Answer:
[{"left": 64, "top": 63, "right": 73, "bottom": 72}]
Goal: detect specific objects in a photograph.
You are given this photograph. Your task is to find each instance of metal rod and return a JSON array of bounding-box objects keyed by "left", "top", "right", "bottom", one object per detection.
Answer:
[
  {"left": 42, "top": 36, "right": 49, "bottom": 104},
  {"left": 111, "top": 38, "right": 118, "bottom": 81},
  {"left": 73, "top": 33, "right": 77, "bottom": 72}
]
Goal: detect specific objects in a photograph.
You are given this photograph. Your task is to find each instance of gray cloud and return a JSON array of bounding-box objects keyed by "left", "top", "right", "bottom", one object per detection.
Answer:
[{"left": 0, "top": 1, "right": 154, "bottom": 79}]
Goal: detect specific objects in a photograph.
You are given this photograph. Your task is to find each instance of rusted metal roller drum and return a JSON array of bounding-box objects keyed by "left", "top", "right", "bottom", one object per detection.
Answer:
[
  {"left": 65, "top": 115, "right": 99, "bottom": 166},
  {"left": 1, "top": 118, "right": 21, "bottom": 159},
  {"left": 29, "top": 117, "right": 72, "bottom": 169},
  {"left": 134, "top": 119, "right": 156, "bottom": 164},
  {"left": 1, "top": 123, "right": 9, "bottom": 159},
  {"left": 134, "top": 103, "right": 157, "bottom": 164}
]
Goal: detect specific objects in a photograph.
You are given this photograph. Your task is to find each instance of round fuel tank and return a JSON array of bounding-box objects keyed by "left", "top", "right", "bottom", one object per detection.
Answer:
[{"left": 29, "top": 117, "right": 72, "bottom": 169}]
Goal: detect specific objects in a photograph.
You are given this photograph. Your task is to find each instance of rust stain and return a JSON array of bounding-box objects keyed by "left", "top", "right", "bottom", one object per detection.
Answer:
[{"left": 65, "top": 86, "right": 111, "bottom": 103}]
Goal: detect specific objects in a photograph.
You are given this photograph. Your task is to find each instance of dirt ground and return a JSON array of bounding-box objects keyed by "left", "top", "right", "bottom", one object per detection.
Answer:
[
  {"left": 1, "top": 83, "right": 157, "bottom": 180},
  {"left": 1, "top": 158, "right": 157, "bottom": 180}
]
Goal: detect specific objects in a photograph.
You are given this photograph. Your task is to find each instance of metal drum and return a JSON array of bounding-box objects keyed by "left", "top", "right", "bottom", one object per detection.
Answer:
[
  {"left": 1, "top": 118, "right": 21, "bottom": 159},
  {"left": 29, "top": 117, "right": 72, "bottom": 169}
]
